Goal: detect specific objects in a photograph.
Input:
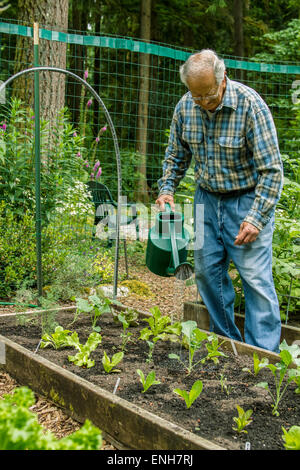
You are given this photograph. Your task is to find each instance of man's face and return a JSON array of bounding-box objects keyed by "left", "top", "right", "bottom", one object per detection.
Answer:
[{"left": 187, "top": 69, "right": 226, "bottom": 112}]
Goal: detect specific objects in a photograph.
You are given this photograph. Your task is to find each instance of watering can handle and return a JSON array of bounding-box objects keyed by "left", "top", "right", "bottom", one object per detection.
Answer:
[{"left": 164, "top": 202, "right": 172, "bottom": 213}]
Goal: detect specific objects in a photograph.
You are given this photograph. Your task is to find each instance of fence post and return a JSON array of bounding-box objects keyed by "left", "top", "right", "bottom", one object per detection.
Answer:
[{"left": 33, "top": 23, "right": 43, "bottom": 299}]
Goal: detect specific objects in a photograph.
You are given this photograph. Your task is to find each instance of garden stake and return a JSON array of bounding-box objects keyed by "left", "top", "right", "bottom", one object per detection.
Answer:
[
  {"left": 34, "top": 339, "right": 42, "bottom": 354},
  {"left": 231, "top": 340, "right": 238, "bottom": 356},
  {"left": 113, "top": 377, "right": 120, "bottom": 394}
]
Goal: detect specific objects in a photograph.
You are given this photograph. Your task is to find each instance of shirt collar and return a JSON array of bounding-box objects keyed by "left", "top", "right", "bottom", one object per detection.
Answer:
[{"left": 221, "top": 77, "right": 238, "bottom": 110}]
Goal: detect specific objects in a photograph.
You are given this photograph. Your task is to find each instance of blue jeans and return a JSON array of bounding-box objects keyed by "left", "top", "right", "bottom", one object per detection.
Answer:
[{"left": 194, "top": 185, "right": 281, "bottom": 353}]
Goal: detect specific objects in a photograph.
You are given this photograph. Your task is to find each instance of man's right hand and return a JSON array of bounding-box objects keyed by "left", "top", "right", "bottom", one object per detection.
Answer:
[{"left": 155, "top": 194, "right": 175, "bottom": 211}]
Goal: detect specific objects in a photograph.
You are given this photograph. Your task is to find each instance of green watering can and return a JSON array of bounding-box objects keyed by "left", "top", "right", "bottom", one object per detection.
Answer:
[{"left": 146, "top": 203, "right": 193, "bottom": 281}]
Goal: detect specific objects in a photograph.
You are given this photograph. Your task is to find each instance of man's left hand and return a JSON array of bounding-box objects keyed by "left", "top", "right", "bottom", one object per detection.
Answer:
[{"left": 234, "top": 222, "right": 260, "bottom": 245}]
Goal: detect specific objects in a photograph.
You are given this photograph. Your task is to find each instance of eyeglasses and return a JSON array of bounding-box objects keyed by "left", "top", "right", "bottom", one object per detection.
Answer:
[{"left": 189, "top": 84, "right": 221, "bottom": 103}]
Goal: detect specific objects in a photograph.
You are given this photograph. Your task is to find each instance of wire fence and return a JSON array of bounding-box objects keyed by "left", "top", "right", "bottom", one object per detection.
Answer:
[{"left": 0, "top": 19, "right": 299, "bottom": 319}]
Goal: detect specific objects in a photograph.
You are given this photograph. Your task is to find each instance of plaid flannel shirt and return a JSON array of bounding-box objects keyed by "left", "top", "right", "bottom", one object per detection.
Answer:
[{"left": 158, "top": 77, "right": 283, "bottom": 230}]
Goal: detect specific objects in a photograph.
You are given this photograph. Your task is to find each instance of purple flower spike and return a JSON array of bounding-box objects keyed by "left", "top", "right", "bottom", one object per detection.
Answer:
[
  {"left": 95, "top": 136, "right": 100, "bottom": 143},
  {"left": 96, "top": 167, "right": 102, "bottom": 179},
  {"left": 93, "top": 161, "right": 100, "bottom": 172},
  {"left": 87, "top": 99, "right": 92, "bottom": 107},
  {"left": 100, "top": 126, "right": 107, "bottom": 134},
  {"left": 77, "top": 152, "right": 81, "bottom": 157},
  {"left": 73, "top": 132, "right": 77, "bottom": 137},
  {"left": 91, "top": 172, "right": 95, "bottom": 179},
  {"left": 84, "top": 70, "right": 88, "bottom": 80}
]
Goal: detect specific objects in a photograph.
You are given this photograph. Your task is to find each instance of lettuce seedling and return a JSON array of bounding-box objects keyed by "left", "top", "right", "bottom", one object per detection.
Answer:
[
  {"left": 71, "top": 293, "right": 112, "bottom": 332},
  {"left": 40, "top": 325, "right": 79, "bottom": 350},
  {"left": 169, "top": 321, "right": 207, "bottom": 375},
  {"left": 117, "top": 313, "right": 133, "bottom": 351},
  {"left": 68, "top": 332, "right": 102, "bottom": 368},
  {"left": 232, "top": 405, "right": 253, "bottom": 434},
  {"left": 242, "top": 352, "right": 269, "bottom": 376},
  {"left": 139, "top": 306, "right": 181, "bottom": 362},
  {"left": 282, "top": 426, "right": 300, "bottom": 450},
  {"left": 102, "top": 351, "right": 124, "bottom": 373},
  {"left": 256, "top": 341, "right": 300, "bottom": 416},
  {"left": 202, "top": 333, "right": 227, "bottom": 365},
  {"left": 173, "top": 380, "right": 203, "bottom": 409},
  {"left": 136, "top": 369, "right": 161, "bottom": 393}
]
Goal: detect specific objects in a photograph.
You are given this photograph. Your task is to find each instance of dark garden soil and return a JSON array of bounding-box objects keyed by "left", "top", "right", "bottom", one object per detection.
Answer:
[{"left": 0, "top": 310, "right": 299, "bottom": 451}]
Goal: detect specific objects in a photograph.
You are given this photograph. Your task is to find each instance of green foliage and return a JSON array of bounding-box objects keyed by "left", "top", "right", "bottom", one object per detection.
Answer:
[
  {"left": 282, "top": 426, "right": 300, "bottom": 450},
  {"left": 40, "top": 326, "right": 79, "bottom": 350},
  {"left": 242, "top": 352, "right": 270, "bottom": 376},
  {"left": 219, "top": 374, "right": 233, "bottom": 396},
  {"left": 136, "top": 369, "right": 161, "bottom": 393},
  {"left": 173, "top": 380, "right": 203, "bottom": 409},
  {"left": 232, "top": 405, "right": 253, "bottom": 434},
  {"left": 203, "top": 333, "right": 227, "bottom": 365},
  {"left": 102, "top": 351, "right": 124, "bottom": 373},
  {"left": 139, "top": 306, "right": 181, "bottom": 363},
  {"left": 0, "top": 386, "right": 102, "bottom": 450},
  {"left": 117, "top": 313, "right": 134, "bottom": 351},
  {"left": 0, "top": 201, "right": 72, "bottom": 298},
  {"left": 72, "top": 293, "right": 112, "bottom": 332},
  {"left": 256, "top": 341, "right": 300, "bottom": 416},
  {"left": 91, "top": 250, "right": 115, "bottom": 284},
  {"left": 68, "top": 332, "right": 102, "bottom": 368},
  {"left": 0, "top": 99, "right": 87, "bottom": 221}
]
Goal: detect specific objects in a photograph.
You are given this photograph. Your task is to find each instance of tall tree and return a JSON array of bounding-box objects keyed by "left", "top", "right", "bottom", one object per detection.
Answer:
[
  {"left": 135, "top": 0, "right": 151, "bottom": 202},
  {"left": 12, "top": 0, "right": 69, "bottom": 124}
]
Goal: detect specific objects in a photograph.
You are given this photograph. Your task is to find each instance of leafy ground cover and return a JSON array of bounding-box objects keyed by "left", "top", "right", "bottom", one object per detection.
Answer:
[{"left": 0, "top": 309, "right": 299, "bottom": 451}]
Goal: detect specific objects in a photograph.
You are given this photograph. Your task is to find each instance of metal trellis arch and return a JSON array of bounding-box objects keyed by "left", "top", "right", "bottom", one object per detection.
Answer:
[{"left": 0, "top": 66, "right": 123, "bottom": 299}]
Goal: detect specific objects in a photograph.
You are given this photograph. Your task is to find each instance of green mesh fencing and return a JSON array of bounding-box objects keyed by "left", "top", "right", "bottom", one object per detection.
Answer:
[{"left": 0, "top": 19, "right": 299, "bottom": 318}]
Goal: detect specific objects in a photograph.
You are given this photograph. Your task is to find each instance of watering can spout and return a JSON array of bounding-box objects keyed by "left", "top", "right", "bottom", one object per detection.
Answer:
[{"left": 146, "top": 203, "right": 193, "bottom": 280}]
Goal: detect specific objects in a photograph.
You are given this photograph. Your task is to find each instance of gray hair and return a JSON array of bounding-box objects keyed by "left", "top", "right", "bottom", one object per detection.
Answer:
[{"left": 179, "top": 49, "right": 226, "bottom": 87}]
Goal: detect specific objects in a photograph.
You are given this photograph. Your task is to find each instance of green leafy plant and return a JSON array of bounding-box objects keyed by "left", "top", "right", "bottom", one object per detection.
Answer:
[
  {"left": 219, "top": 374, "right": 233, "bottom": 396},
  {"left": 136, "top": 369, "right": 161, "bottom": 393},
  {"left": 242, "top": 351, "right": 270, "bottom": 376},
  {"left": 203, "top": 333, "right": 227, "bottom": 364},
  {"left": 173, "top": 380, "right": 203, "bottom": 409},
  {"left": 102, "top": 351, "right": 124, "bottom": 373},
  {"left": 117, "top": 313, "right": 134, "bottom": 351},
  {"left": 72, "top": 293, "right": 112, "bottom": 332},
  {"left": 40, "top": 325, "right": 79, "bottom": 350},
  {"left": 139, "top": 306, "right": 181, "bottom": 363},
  {"left": 0, "top": 386, "right": 102, "bottom": 450},
  {"left": 232, "top": 405, "right": 253, "bottom": 434},
  {"left": 68, "top": 332, "right": 102, "bottom": 368},
  {"left": 169, "top": 321, "right": 207, "bottom": 375},
  {"left": 256, "top": 340, "right": 300, "bottom": 416},
  {"left": 282, "top": 426, "right": 300, "bottom": 450}
]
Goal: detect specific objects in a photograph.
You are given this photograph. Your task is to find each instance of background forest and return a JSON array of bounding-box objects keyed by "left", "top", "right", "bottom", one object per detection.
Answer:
[{"left": 0, "top": 0, "right": 299, "bottom": 320}]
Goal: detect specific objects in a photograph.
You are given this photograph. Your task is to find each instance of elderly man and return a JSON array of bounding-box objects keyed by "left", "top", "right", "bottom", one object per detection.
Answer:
[{"left": 156, "top": 49, "right": 283, "bottom": 352}]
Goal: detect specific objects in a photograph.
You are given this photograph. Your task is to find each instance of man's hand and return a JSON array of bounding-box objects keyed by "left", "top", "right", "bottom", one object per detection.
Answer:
[
  {"left": 234, "top": 222, "right": 260, "bottom": 246},
  {"left": 155, "top": 194, "right": 175, "bottom": 211}
]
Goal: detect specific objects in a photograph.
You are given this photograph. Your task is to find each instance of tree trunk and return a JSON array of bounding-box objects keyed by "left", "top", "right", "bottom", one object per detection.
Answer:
[
  {"left": 67, "top": 0, "right": 88, "bottom": 128},
  {"left": 12, "top": 0, "right": 69, "bottom": 123},
  {"left": 233, "top": 0, "right": 244, "bottom": 80},
  {"left": 135, "top": 0, "right": 151, "bottom": 203}
]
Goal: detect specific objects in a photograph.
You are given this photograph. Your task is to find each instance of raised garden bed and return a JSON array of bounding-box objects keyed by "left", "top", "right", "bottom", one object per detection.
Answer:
[
  {"left": 183, "top": 302, "right": 300, "bottom": 347},
  {"left": 0, "top": 307, "right": 299, "bottom": 451}
]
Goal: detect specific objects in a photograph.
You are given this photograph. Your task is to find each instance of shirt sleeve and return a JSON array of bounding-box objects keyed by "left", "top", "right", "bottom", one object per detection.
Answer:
[
  {"left": 157, "top": 106, "right": 192, "bottom": 196},
  {"left": 244, "top": 106, "right": 283, "bottom": 231}
]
